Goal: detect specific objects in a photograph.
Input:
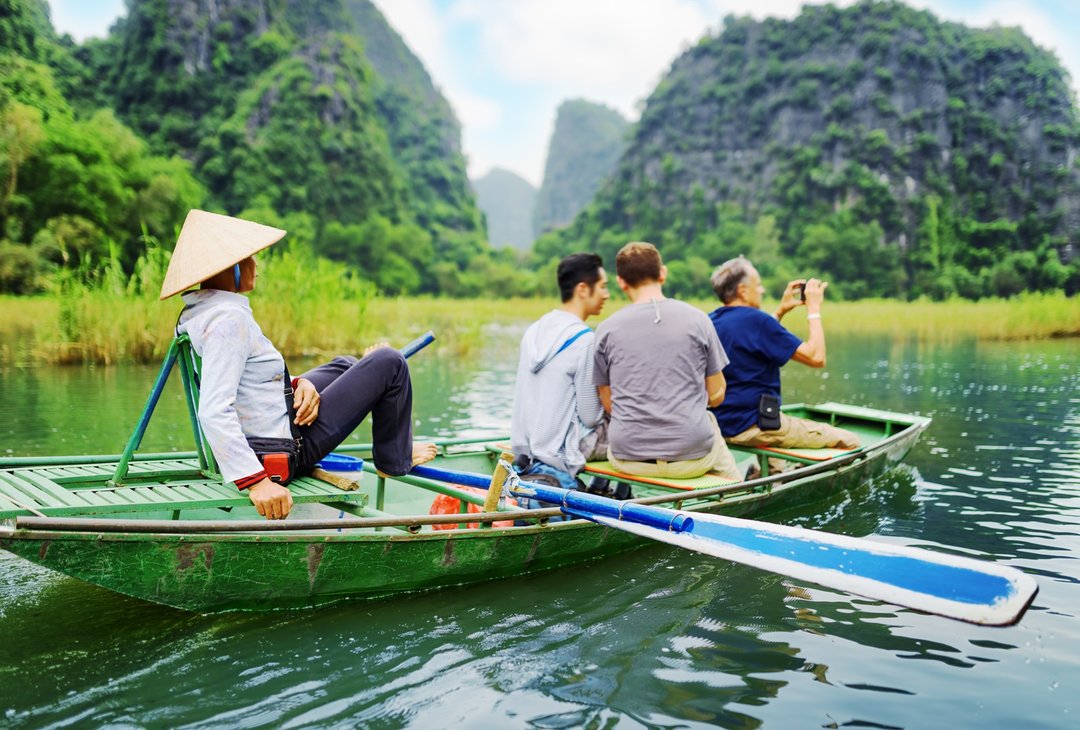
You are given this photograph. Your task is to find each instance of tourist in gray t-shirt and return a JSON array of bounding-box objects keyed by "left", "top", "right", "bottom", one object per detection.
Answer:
[{"left": 594, "top": 242, "right": 742, "bottom": 481}]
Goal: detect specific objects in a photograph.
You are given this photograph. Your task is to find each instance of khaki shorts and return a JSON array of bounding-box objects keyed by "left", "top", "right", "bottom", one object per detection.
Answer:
[
  {"left": 727, "top": 413, "right": 860, "bottom": 450},
  {"left": 609, "top": 417, "right": 742, "bottom": 481}
]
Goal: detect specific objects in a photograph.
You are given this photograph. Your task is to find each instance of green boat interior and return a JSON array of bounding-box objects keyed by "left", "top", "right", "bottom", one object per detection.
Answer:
[
  {"left": 0, "top": 335, "right": 929, "bottom": 530},
  {"left": 0, "top": 403, "right": 923, "bottom": 527}
]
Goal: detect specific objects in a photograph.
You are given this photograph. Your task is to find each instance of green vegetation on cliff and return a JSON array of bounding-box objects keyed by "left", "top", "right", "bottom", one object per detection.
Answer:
[
  {"left": 534, "top": 99, "right": 628, "bottom": 237},
  {"left": 92, "top": 0, "right": 494, "bottom": 295},
  {"left": 1, "top": 0, "right": 532, "bottom": 297},
  {"left": 536, "top": 0, "right": 1080, "bottom": 299},
  {"left": 0, "top": 0, "right": 204, "bottom": 293}
]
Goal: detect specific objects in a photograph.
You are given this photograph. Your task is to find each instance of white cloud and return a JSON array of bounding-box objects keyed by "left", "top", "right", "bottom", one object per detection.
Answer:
[
  {"left": 450, "top": 88, "right": 503, "bottom": 131},
  {"left": 48, "top": 0, "right": 126, "bottom": 41},
  {"left": 452, "top": 0, "right": 719, "bottom": 119}
]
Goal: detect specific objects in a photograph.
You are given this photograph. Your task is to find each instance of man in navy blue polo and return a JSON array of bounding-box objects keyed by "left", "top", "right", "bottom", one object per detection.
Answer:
[{"left": 707, "top": 256, "right": 859, "bottom": 456}]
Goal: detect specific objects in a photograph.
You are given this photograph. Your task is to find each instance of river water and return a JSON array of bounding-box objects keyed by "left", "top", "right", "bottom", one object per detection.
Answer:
[{"left": 0, "top": 329, "right": 1077, "bottom": 728}]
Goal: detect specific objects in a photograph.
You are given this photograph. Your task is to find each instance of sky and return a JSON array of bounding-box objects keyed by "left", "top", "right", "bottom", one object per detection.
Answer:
[{"left": 48, "top": 0, "right": 1080, "bottom": 188}]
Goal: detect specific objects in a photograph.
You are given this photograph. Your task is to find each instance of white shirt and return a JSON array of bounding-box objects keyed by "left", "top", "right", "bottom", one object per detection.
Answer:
[{"left": 177, "top": 290, "right": 292, "bottom": 482}]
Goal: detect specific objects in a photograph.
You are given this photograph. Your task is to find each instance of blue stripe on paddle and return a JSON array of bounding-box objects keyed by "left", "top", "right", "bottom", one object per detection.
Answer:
[{"left": 687, "top": 520, "right": 1014, "bottom": 606}]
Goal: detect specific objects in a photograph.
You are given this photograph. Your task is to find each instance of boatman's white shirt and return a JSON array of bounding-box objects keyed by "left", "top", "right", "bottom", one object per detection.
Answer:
[{"left": 177, "top": 290, "right": 292, "bottom": 483}]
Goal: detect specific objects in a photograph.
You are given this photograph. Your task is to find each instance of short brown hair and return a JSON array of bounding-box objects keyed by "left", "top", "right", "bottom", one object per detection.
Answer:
[{"left": 615, "top": 241, "right": 662, "bottom": 287}]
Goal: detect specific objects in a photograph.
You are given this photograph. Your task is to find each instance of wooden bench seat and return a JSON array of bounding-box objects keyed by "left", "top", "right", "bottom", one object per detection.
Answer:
[
  {"left": 0, "top": 462, "right": 367, "bottom": 519},
  {"left": 745, "top": 444, "right": 862, "bottom": 463},
  {"left": 580, "top": 461, "right": 740, "bottom": 491}
]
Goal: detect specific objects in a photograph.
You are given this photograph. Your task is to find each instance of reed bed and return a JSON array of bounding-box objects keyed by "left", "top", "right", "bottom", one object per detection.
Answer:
[
  {"left": 746, "top": 293, "right": 1080, "bottom": 342},
  {"left": 1, "top": 290, "right": 1075, "bottom": 365}
]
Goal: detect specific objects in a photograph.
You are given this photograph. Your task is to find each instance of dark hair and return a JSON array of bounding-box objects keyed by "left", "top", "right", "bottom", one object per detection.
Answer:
[
  {"left": 615, "top": 241, "right": 662, "bottom": 287},
  {"left": 711, "top": 255, "right": 754, "bottom": 303},
  {"left": 557, "top": 253, "right": 604, "bottom": 302}
]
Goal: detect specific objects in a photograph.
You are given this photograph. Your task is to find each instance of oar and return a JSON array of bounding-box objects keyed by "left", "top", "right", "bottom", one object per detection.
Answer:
[{"left": 409, "top": 463, "right": 1037, "bottom": 626}]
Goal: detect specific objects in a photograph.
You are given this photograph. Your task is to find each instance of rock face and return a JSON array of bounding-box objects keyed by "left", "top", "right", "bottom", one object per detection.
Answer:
[
  {"left": 99, "top": 0, "right": 482, "bottom": 243},
  {"left": 534, "top": 99, "right": 628, "bottom": 236},
  {"left": 0, "top": 0, "right": 54, "bottom": 61},
  {"left": 560, "top": 0, "right": 1080, "bottom": 297},
  {"left": 473, "top": 168, "right": 537, "bottom": 249}
]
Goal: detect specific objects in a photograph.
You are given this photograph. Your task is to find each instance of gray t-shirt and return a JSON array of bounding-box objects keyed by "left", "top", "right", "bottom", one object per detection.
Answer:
[{"left": 594, "top": 298, "right": 728, "bottom": 461}]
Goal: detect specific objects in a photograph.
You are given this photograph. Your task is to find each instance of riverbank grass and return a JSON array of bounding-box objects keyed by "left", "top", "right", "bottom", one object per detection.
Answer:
[{"left": 1, "top": 292, "right": 1075, "bottom": 364}]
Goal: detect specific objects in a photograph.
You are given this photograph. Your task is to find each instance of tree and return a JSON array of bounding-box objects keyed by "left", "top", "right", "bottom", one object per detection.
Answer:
[{"left": 0, "top": 101, "right": 44, "bottom": 225}]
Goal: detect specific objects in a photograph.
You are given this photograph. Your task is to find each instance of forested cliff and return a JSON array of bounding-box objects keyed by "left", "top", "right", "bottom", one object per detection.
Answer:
[
  {"left": 0, "top": 0, "right": 508, "bottom": 296},
  {"left": 0, "top": 0, "right": 205, "bottom": 292},
  {"left": 533, "top": 99, "right": 627, "bottom": 237},
  {"left": 4, "top": 0, "right": 1079, "bottom": 299},
  {"left": 535, "top": 0, "right": 1080, "bottom": 298}
]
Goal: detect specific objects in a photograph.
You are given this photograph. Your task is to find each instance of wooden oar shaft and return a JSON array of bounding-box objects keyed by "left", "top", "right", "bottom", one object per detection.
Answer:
[{"left": 483, "top": 452, "right": 513, "bottom": 514}]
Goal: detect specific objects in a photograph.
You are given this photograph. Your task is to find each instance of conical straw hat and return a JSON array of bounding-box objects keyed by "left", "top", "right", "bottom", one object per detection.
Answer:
[{"left": 160, "top": 210, "right": 287, "bottom": 299}]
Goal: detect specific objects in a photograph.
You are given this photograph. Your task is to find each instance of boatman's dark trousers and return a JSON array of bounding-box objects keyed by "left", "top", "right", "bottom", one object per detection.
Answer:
[{"left": 296, "top": 348, "right": 414, "bottom": 476}]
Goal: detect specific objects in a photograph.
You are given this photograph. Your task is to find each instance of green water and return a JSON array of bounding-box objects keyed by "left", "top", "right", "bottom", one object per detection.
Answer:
[{"left": 0, "top": 331, "right": 1077, "bottom": 728}]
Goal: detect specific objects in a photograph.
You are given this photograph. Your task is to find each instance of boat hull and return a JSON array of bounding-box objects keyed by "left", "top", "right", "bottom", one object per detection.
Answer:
[{"left": 1, "top": 408, "right": 929, "bottom": 612}]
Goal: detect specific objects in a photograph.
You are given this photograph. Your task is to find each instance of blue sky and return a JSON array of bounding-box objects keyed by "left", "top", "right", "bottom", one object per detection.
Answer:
[{"left": 48, "top": 1, "right": 1080, "bottom": 188}]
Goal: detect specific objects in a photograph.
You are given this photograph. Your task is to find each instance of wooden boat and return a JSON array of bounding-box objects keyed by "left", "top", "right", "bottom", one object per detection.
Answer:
[{"left": 0, "top": 398, "right": 933, "bottom": 613}]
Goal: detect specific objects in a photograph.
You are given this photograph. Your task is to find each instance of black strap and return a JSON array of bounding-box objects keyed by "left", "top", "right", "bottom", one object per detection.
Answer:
[{"left": 282, "top": 361, "right": 303, "bottom": 445}]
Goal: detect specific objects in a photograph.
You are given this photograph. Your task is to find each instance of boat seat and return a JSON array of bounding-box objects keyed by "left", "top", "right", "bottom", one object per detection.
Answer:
[
  {"left": 483, "top": 442, "right": 743, "bottom": 492},
  {"left": 744, "top": 444, "right": 862, "bottom": 463},
  {"left": 0, "top": 461, "right": 367, "bottom": 519},
  {"left": 580, "top": 461, "right": 739, "bottom": 491}
]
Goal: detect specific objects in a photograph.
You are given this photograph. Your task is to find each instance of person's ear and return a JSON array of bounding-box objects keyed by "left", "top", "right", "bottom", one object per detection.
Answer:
[{"left": 658, "top": 264, "right": 668, "bottom": 284}]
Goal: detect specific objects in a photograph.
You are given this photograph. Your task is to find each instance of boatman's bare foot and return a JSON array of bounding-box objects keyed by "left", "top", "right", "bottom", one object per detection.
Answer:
[
  {"left": 412, "top": 442, "right": 437, "bottom": 466},
  {"left": 375, "top": 442, "right": 437, "bottom": 478}
]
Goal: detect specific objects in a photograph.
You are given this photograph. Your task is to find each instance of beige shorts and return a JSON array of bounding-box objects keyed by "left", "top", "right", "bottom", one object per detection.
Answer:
[
  {"left": 608, "top": 417, "right": 742, "bottom": 481},
  {"left": 727, "top": 413, "right": 860, "bottom": 450}
]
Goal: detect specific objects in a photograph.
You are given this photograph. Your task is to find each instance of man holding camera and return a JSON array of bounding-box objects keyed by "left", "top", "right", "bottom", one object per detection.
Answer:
[{"left": 707, "top": 255, "right": 859, "bottom": 457}]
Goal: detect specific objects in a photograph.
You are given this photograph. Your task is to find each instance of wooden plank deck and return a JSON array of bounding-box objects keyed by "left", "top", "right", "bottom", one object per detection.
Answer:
[{"left": 0, "top": 464, "right": 367, "bottom": 519}]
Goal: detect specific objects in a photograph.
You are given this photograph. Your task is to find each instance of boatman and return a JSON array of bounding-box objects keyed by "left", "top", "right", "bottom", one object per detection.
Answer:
[
  {"left": 511, "top": 252, "right": 611, "bottom": 490},
  {"left": 707, "top": 255, "right": 859, "bottom": 457},
  {"left": 593, "top": 242, "right": 742, "bottom": 481},
  {"left": 161, "top": 210, "right": 436, "bottom": 521}
]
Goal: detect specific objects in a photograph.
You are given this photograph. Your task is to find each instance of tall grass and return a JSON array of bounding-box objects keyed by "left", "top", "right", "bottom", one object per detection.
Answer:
[
  {"left": 37, "top": 242, "right": 377, "bottom": 364},
  {"left": 2, "top": 266, "right": 1076, "bottom": 365},
  {"left": 702, "top": 293, "right": 1080, "bottom": 342}
]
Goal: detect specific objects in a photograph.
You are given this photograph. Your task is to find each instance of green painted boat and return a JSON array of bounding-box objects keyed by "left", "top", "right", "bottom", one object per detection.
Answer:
[{"left": 0, "top": 401, "right": 930, "bottom": 612}]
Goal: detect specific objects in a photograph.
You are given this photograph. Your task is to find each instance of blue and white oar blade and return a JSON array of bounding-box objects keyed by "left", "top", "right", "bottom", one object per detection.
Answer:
[{"left": 584, "top": 511, "right": 1037, "bottom": 626}]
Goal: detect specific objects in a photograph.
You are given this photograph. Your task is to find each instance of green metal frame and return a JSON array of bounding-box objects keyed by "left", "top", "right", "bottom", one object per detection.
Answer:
[{"left": 110, "top": 336, "right": 218, "bottom": 487}]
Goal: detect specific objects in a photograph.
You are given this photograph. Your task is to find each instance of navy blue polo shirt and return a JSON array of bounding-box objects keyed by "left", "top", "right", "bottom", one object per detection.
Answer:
[{"left": 707, "top": 306, "right": 802, "bottom": 436}]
